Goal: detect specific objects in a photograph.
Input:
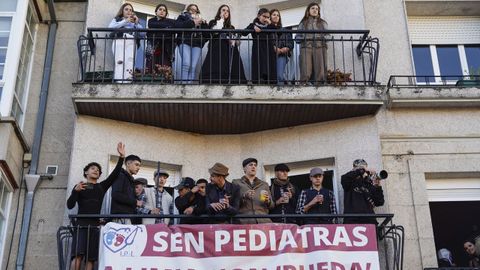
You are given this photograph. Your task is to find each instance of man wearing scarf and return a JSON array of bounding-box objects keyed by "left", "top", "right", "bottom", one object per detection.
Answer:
[{"left": 269, "top": 163, "right": 298, "bottom": 224}]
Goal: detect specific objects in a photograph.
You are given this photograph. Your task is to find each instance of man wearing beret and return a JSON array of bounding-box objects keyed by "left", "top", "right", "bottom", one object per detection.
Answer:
[
  {"left": 269, "top": 163, "right": 298, "bottom": 224},
  {"left": 233, "top": 158, "right": 274, "bottom": 224},
  {"left": 205, "top": 163, "right": 240, "bottom": 223}
]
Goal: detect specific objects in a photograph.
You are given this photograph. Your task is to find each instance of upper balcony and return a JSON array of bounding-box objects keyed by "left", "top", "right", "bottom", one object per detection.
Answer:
[{"left": 73, "top": 28, "right": 382, "bottom": 134}]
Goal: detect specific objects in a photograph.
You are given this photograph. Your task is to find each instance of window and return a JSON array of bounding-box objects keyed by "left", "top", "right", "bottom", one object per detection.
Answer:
[
  {"left": 0, "top": 17, "right": 11, "bottom": 82},
  {"left": 436, "top": 46, "right": 462, "bottom": 80},
  {"left": 412, "top": 46, "right": 435, "bottom": 83},
  {"left": 465, "top": 45, "right": 480, "bottom": 75},
  {"left": 0, "top": 170, "right": 12, "bottom": 270},
  {"left": 10, "top": 3, "right": 36, "bottom": 126}
]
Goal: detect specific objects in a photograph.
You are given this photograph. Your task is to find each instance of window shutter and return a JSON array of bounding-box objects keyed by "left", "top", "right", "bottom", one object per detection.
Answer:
[{"left": 408, "top": 16, "right": 480, "bottom": 45}]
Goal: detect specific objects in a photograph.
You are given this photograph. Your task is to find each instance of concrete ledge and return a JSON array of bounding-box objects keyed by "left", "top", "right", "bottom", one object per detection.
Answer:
[
  {"left": 72, "top": 83, "right": 386, "bottom": 103},
  {"left": 387, "top": 87, "right": 480, "bottom": 108}
]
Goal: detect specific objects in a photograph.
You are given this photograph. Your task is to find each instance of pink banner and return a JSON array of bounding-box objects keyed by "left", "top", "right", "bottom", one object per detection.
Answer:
[{"left": 99, "top": 223, "right": 380, "bottom": 270}]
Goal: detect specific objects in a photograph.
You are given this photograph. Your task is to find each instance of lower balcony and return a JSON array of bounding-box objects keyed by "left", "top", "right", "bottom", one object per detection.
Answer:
[{"left": 57, "top": 213, "right": 404, "bottom": 270}]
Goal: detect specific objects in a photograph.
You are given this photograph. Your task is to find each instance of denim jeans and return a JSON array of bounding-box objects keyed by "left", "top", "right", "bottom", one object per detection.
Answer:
[
  {"left": 276, "top": 56, "right": 288, "bottom": 85},
  {"left": 178, "top": 43, "right": 202, "bottom": 83}
]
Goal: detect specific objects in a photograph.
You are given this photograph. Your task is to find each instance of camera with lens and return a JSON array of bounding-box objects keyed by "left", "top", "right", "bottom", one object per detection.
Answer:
[{"left": 368, "top": 170, "right": 388, "bottom": 181}]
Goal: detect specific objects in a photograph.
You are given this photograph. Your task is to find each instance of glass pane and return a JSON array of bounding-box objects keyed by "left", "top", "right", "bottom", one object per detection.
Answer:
[
  {"left": 412, "top": 46, "right": 435, "bottom": 83},
  {"left": 0, "top": 190, "right": 7, "bottom": 214},
  {"left": 0, "top": 32, "right": 8, "bottom": 47},
  {"left": 465, "top": 45, "right": 480, "bottom": 78},
  {"left": 436, "top": 46, "right": 462, "bottom": 80},
  {"left": 0, "top": 17, "right": 12, "bottom": 31},
  {"left": 0, "top": 48, "right": 6, "bottom": 63},
  {"left": 0, "top": 180, "right": 4, "bottom": 209},
  {"left": 0, "top": 0, "right": 17, "bottom": 12},
  {"left": 0, "top": 64, "right": 4, "bottom": 80}
]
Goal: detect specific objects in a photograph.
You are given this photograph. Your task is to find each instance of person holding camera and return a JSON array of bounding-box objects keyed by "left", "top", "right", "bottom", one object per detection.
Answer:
[
  {"left": 341, "top": 159, "right": 385, "bottom": 224},
  {"left": 67, "top": 142, "right": 126, "bottom": 270}
]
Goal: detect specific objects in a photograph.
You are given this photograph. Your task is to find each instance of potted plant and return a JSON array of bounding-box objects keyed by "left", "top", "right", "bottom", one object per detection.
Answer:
[
  {"left": 130, "top": 65, "right": 173, "bottom": 83},
  {"left": 456, "top": 67, "right": 480, "bottom": 87},
  {"left": 327, "top": 69, "right": 352, "bottom": 86}
]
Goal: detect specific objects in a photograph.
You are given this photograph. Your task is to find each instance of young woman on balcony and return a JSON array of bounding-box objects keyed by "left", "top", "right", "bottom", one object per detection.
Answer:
[
  {"left": 175, "top": 4, "right": 208, "bottom": 84},
  {"left": 244, "top": 8, "right": 277, "bottom": 85},
  {"left": 108, "top": 3, "right": 143, "bottom": 82},
  {"left": 270, "top": 9, "right": 294, "bottom": 85},
  {"left": 201, "top": 4, "right": 246, "bottom": 84},
  {"left": 147, "top": 4, "right": 176, "bottom": 77},
  {"left": 296, "top": 3, "right": 328, "bottom": 85}
]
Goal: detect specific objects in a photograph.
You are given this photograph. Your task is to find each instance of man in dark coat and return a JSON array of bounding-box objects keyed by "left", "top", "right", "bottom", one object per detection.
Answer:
[
  {"left": 110, "top": 154, "right": 142, "bottom": 224},
  {"left": 269, "top": 163, "right": 298, "bottom": 224},
  {"left": 205, "top": 162, "right": 240, "bottom": 223},
  {"left": 341, "top": 159, "right": 385, "bottom": 224},
  {"left": 174, "top": 177, "right": 207, "bottom": 224}
]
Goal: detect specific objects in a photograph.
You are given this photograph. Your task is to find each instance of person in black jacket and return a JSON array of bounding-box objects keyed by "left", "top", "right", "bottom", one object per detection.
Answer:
[
  {"left": 174, "top": 177, "right": 206, "bottom": 224},
  {"left": 244, "top": 8, "right": 277, "bottom": 85},
  {"left": 67, "top": 142, "right": 125, "bottom": 270},
  {"left": 200, "top": 4, "right": 246, "bottom": 84},
  {"left": 147, "top": 4, "right": 176, "bottom": 71},
  {"left": 270, "top": 9, "right": 294, "bottom": 85},
  {"left": 269, "top": 163, "right": 298, "bottom": 224},
  {"left": 110, "top": 154, "right": 142, "bottom": 224},
  {"left": 205, "top": 162, "right": 240, "bottom": 223},
  {"left": 341, "top": 159, "right": 385, "bottom": 224}
]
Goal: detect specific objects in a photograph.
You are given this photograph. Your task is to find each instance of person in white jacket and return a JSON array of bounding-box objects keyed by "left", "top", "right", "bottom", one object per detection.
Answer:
[
  {"left": 143, "top": 169, "right": 173, "bottom": 225},
  {"left": 108, "top": 3, "right": 143, "bottom": 82}
]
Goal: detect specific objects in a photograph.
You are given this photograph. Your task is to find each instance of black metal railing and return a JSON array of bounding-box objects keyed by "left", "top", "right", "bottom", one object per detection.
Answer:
[
  {"left": 387, "top": 75, "right": 480, "bottom": 89},
  {"left": 57, "top": 213, "right": 402, "bottom": 270},
  {"left": 77, "top": 28, "right": 379, "bottom": 86},
  {"left": 423, "top": 267, "right": 480, "bottom": 270}
]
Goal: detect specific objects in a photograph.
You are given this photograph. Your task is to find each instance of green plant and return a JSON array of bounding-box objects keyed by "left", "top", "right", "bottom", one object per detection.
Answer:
[{"left": 466, "top": 66, "right": 480, "bottom": 80}]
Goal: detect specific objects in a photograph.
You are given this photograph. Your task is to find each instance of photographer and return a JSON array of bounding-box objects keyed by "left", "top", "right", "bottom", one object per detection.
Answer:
[{"left": 341, "top": 159, "right": 384, "bottom": 224}]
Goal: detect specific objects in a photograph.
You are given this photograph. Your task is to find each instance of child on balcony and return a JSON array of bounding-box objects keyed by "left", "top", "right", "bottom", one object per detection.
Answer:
[
  {"left": 108, "top": 3, "right": 143, "bottom": 83},
  {"left": 244, "top": 8, "right": 277, "bottom": 85},
  {"left": 296, "top": 3, "right": 328, "bottom": 85}
]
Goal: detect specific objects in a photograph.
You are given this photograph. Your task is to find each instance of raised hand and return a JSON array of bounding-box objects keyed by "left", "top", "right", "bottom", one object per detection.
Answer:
[{"left": 117, "top": 142, "right": 125, "bottom": 157}]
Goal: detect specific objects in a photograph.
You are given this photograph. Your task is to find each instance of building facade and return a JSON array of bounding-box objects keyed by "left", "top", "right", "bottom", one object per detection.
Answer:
[{"left": 0, "top": 0, "right": 479, "bottom": 269}]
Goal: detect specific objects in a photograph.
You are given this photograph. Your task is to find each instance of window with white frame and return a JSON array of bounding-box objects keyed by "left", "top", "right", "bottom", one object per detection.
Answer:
[
  {"left": 11, "top": 3, "right": 36, "bottom": 126},
  {"left": 0, "top": 170, "right": 13, "bottom": 269},
  {"left": 408, "top": 16, "right": 480, "bottom": 83}
]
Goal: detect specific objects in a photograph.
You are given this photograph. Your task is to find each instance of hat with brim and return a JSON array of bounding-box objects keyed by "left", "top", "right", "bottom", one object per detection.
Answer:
[
  {"left": 242, "top": 157, "right": 258, "bottom": 167},
  {"left": 133, "top": 177, "right": 148, "bottom": 185},
  {"left": 310, "top": 167, "right": 324, "bottom": 177},
  {"left": 274, "top": 163, "right": 290, "bottom": 172},
  {"left": 154, "top": 169, "right": 169, "bottom": 178},
  {"left": 175, "top": 177, "right": 195, "bottom": 190},
  {"left": 208, "top": 162, "right": 229, "bottom": 176}
]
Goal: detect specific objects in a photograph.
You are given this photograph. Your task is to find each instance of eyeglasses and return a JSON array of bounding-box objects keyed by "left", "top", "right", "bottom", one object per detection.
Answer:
[{"left": 261, "top": 14, "right": 270, "bottom": 19}]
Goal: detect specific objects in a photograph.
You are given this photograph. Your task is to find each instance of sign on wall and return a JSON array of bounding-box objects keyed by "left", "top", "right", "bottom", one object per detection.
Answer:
[{"left": 99, "top": 223, "right": 380, "bottom": 270}]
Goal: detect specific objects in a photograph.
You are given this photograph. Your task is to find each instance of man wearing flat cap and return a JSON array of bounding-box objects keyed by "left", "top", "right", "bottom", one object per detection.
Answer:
[
  {"left": 133, "top": 177, "right": 160, "bottom": 224},
  {"left": 205, "top": 163, "right": 240, "bottom": 223},
  {"left": 174, "top": 177, "right": 206, "bottom": 224},
  {"left": 270, "top": 163, "right": 298, "bottom": 223},
  {"left": 144, "top": 169, "right": 174, "bottom": 225},
  {"left": 233, "top": 158, "right": 273, "bottom": 224},
  {"left": 341, "top": 159, "right": 384, "bottom": 224},
  {"left": 296, "top": 167, "right": 337, "bottom": 224}
]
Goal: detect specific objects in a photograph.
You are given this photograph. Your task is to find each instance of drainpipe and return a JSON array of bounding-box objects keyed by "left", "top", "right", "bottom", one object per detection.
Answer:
[{"left": 16, "top": 0, "right": 57, "bottom": 269}]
